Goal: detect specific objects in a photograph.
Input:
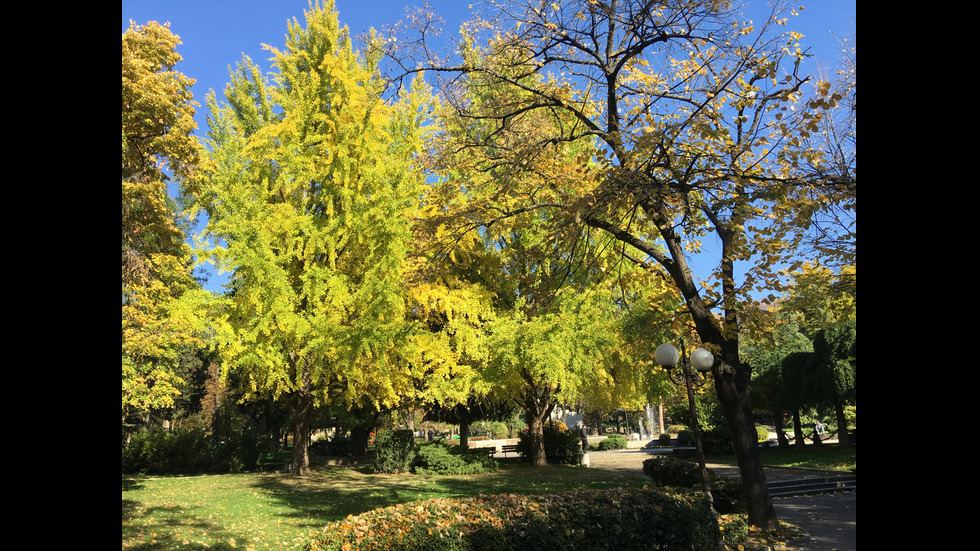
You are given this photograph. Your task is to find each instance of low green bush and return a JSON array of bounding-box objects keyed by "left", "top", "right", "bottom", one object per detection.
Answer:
[
  {"left": 641, "top": 455, "right": 745, "bottom": 515},
  {"left": 677, "top": 430, "right": 695, "bottom": 446},
  {"left": 718, "top": 514, "right": 750, "bottom": 547},
  {"left": 122, "top": 428, "right": 212, "bottom": 475},
  {"left": 597, "top": 433, "right": 628, "bottom": 450},
  {"left": 755, "top": 425, "right": 770, "bottom": 442},
  {"left": 412, "top": 442, "right": 498, "bottom": 475},
  {"left": 667, "top": 424, "right": 687, "bottom": 435},
  {"left": 658, "top": 433, "right": 672, "bottom": 446},
  {"left": 373, "top": 429, "right": 417, "bottom": 474},
  {"left": 309, "top": 487, "right": 719, "bottom": 551},
  {"left": 700, "top": 426, "right": 733, "bottom": 455}
]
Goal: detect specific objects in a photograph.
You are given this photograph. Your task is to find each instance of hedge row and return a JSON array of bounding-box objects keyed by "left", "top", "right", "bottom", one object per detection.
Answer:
[
  {"left": 373, "top": 430, "right": 499, "bottom": 476},
  {"left": 309, "top": 487, "right": 719, "bottom": 551},
  {"left": 641, "top": 455, "right": 745, "bottom": 515}
]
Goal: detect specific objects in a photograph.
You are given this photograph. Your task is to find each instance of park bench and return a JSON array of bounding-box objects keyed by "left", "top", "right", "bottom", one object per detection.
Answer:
[
  {"left": 499, "top": 444, "right": 519, "bottom": 457},
  {"left": 257, "top": 451, "right": 293, "bottom": 472},
  {"left": 474, "top": 446, "right": 496, "bottom": 457}
]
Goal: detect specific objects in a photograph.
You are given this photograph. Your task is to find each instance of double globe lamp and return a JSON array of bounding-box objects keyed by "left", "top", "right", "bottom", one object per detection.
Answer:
[{"left": 654, "top": 342, "right": 715, "bottom": 508}]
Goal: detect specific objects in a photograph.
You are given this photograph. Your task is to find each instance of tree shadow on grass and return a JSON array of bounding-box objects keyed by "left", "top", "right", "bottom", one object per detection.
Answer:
[
  {"left": 122, "top": 479, "right": 241, "bottom": 550},
  {"left": 244, "top": 461, "right": 649, "bottom": 531}
]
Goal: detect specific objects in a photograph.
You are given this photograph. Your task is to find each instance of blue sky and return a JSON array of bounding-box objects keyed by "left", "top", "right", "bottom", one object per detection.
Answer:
[{"left": 122, "top": 0, "right": 855, "bottom": 294}]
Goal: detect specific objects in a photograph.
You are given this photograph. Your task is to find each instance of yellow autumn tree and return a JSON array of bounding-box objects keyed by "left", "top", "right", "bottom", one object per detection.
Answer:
[
  {"left": 192, "top": 1, "right": 443, "bottom": 473},
  {"left": 389, "top": 0, "right": 855, "bottom": 527},
  {"left": 122, "top": 21, "right": 205, "bottom": 423}
]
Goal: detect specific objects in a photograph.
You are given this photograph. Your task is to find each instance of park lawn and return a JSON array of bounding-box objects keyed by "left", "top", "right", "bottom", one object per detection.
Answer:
[
  {"left": 709, "top": 442, "right": 857, "bottom": 472},
  {"left": 122, "top": 462, "right": 651, "bottom": 550}
]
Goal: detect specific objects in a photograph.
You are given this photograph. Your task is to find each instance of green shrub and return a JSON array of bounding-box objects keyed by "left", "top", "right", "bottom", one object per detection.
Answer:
[
  {"left": 597, "top": 433, "right": 628, "bottom": 450},
  {"left": 373, "top": 429, "right": 417, "bottom": 474},
  {"left": 755, "top": 425, "right": 770, "bottom": 442},
  {"left": 310, "top": 487, "right": 719, "bottom": 551},
  {"left": 700, "top": 426, "right": 733, "bottom": 455},
  {"left": 642, "top": 455, "right": 745, "bottom": 514},
  {"left": 412, "top": 442, "right": 498, "bottom": 475},
  {"left": 667, "top": 424, "right": 687, "bottom": 435},
  {"left": 122, "top": 429, "right": 211, "bottom": 475},
  {"left": 676, "top": 429, "right": 695, "bottom": 446},
  {"left": 658, "top": 433, "right": 673, "bottom": 446},
  {"left": 210, "top": 431, "right": 276, "bottom": 473},
  {"left": 718, "top": 514, "right": 750, "bottom": 547},
  {"left": 517, "top": 421, "right": 582, "bottom": 464}
]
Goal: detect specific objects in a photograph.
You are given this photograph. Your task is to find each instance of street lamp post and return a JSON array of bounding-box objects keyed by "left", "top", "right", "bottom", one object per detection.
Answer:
[{"left": 654, "top": 341, "right": 715, "bottom": 510}]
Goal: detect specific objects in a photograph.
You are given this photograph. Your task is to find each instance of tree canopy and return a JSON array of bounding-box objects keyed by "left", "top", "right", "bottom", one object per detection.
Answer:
[
  {"left": 381, "top": 0, "right": 855, "bottom": 527},
  {"left": 122, "top": 20, "right": 206, "bottom": 421},
  {"left": 191, "top": 0, "right": 435, "bottom": 472}
]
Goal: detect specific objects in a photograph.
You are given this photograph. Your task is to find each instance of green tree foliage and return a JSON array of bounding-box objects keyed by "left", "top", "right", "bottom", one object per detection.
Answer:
[
  {"left": 122, "top": 20, "right": 206, "bottom": 423},
  {"left": 745, "top": 322, "right": 812, "bottom": 447},
  {"left": 805, "top": 320, "right": 855, "bottom": 446},
  {"left": 191, "top": 0, "right": 433, "bottom": 473}
]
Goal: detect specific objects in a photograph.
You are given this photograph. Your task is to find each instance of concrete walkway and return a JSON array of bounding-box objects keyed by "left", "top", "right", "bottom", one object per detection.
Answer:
[{"left": 585, "top": 447, "right": 855, "bottom": 551}]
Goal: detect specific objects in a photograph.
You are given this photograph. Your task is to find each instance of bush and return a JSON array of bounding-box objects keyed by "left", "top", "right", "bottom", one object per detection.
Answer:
[
  {"left": 122, "top": 427, "right": 283, "bottom": 475},
  {"left": 718, "top": 514, "right": 750, "bottom": 547},
  {"left": 641, "top": 455, "right": 745, "bottom": 515},
  {"left": 700, "top": 426, "right": 733, "bottom": 455},
  {"left": 310, "top": 487, "right": 719, "bottom": 551},
  {"left": 658, "top": 433, "right": 673, "bottom": 446},
  {"left": 373, "top": 429, "right": 417, "bottom": 474},
  {"left": 667, "top": 424, "right": 687, "bottom": 435},
  {"left": 122, "top": 428, "right": 211, "bottom": 475},
  {"left": 517, "top": 421, "right": 582, "bottom": 465},
  {"left": 755, "top": 425, "right": 770, "bottom": 442},
  {"left": 597, "top": 433, "right": 628, "bottom": 450},
  {"left": 412, "top": 442, "right": 498, "bottom": 475},
  {"left": 210, "top": 431, "right": 276, "bottom": 473},
  {"left": 676, "top": 430, "right": 695, "bottom": 446}
]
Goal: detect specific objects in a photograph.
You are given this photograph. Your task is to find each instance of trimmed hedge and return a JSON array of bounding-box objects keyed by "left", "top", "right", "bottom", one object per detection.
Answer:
[
  {"left": 374, "top": 429, "right": 417, "bottom": 474},
  {"left": 309, "top": 487, "right": 719, "bottom": 551},
  {"left": 596, "top": 433, "right": 628, "bottom": 450},
  {"left": 412, "top": 442, "right": 498, "bottom": 475},
  {"left": 122, "top": 428, "right": 276, "bottom": 475},
  {"left": 641, "top": 455, "right": 745, "bottom": 515}
]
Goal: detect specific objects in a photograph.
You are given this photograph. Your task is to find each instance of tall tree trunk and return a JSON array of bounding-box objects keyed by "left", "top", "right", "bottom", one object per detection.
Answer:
[
  {"left": 288, "top": 355, "right": 313, "bottom": 475},
  {"left": 526, "top": 411, "right": 548, "bottom": 467},
  {"left": 773, "top": 411, "right": 789, "bottom": 448},
  {"left": 524, "top": 389, "right": 555, "bottom": 467},
  {"left": 690, "top": 307, "right": 777, "bottom": 528},
  {"left": 459, "top": 418, "right": 471, "bottom": 449},
  {"left": 792, "top": 410, "right": 806, "bottom": 448},
  {"left": 350, "top": 426, "right": 371, "bottom": 456},
  {"left": 834, "top": 401, "right": 851, "bottom": 447}
]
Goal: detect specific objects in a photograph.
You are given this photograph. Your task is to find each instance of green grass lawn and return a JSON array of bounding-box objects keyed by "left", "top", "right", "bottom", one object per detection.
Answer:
[
  {"left": 122, "top": 462, "right": 651, "bottom": 550},
  {"left": 123, "top": 445, "right": 856, "bottom": 550},
  {"left": 708, "top": 443, "right": 856, "bottom": 472}
]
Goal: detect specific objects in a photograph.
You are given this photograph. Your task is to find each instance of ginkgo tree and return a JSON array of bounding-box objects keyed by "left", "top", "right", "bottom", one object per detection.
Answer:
[
  {"left": 190, "top": 0, "right": 436, "bottom": 474},
  {"left": 387, "top": 0, "right": 856, "bottom": 527}
]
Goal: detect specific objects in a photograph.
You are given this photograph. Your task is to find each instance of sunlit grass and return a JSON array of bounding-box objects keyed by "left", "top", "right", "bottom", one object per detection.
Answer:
[
  {"left": 709, "top": 443, "right": 857, "bottom": 472},
  {"left": 122, "top": 462, "right": 651, "bottom": 550}
]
